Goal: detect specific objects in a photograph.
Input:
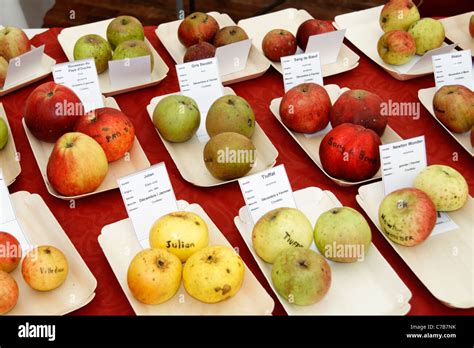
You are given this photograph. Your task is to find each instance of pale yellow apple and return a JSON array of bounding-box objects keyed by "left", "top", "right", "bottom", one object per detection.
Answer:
[
  {"left": 183, "top": 245, "right": 245, "bottom": 304},
  {"left": 127, "top": 248, "right": 182, "bottom": 305},
  {"left": 149, "top": 211, "right": 209, "bottom": 262},
  {"left": 252, "top": 207, "right": 313, "bottom": 263},
  {"left": 21, "top": 246, "right": 68, "bottom": 291}
]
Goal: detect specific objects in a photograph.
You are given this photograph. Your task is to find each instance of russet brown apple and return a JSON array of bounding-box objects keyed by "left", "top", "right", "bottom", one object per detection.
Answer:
[
  {"left": 262, "top": 29, "right": 297, "bottom": 62},
  {"left": 279, "top": 83, "right": 331, "bottom": 133},
  {"left": 296, "top": 19, "right": 335, "bottom": 51},
  {"left": 183, "top": 41, "right": 216, "bottom": 63},
  {"left": 47, "top": 132, "right": 108, "bottom": 196},
  {"left": 178, "top": 12, "right": 219, "bottom": 48},
  {"left": 213, "top": 26, "right": 249, "bottom": 47},
  {"left": 433, "top": 85, "right": 474, "bottom": 133},
  {"left": 74, "top": 107, "right": 135, "bottom": 162}
]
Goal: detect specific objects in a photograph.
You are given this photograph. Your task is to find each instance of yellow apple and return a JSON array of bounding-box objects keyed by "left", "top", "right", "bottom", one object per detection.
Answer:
[
  {"left": 149, "top": 211, "right": 209, "bottom": 262},
  {"left": 21, "top": 246, "right": 68, "bottom": 291},
  {"left": 0, "top": 270, "right": 19, "bottom": 314},
  {"left": 127, "top": 248, "right": 182, "bottom": 305},
  {"left": 183, "top": 245, "right": 245, "bottom": 304}
]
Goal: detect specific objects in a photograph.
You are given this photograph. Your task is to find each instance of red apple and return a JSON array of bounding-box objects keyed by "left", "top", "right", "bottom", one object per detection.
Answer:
[
  {"left": 279, "top": 83, "right": 331, "bottom": 133},
  {"left": 0, "top": 27, "right": 31, "bottom": 61},
  {"left": 262, "top": 29, "right": 297, "bottom": 62},
  {"left": 183, "top": 41, "right": 216, "bottom": 63},
  {"left": 330, "top": 89, "right": 388, "bottom": 136},
  {"left": 177, "top": 12, "right": 219, "bottom": 48},
  {"left": 0, "top": 270, "right": 18, "bottom": 314},
  {"left": 24, "top": 82, "right": 84, "bottom": 143},
  {"left": 47, "top": 132, "right": 108, "bottom": 196},
  {"left": 74, "top": 107, "right": 135, "bottom": 162},
  {"left": 0, "top": 232, "right": 21, "bottom": 273},
  {"left": 433, "top": 85, "right": 474, "bottom": 134},
  {"left": 319, "top": 123, "right": 382, "bottom": 182},
  {"left": 296, "top": 19, "right": 335, "bottom": 51}
]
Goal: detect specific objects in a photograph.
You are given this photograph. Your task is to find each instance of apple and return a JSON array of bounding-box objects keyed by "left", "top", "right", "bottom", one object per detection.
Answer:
[
  {"left": 379, "top": 0, "right": 420, "bottom": 32},
  {"left": 206, "top": 95, "right": 256, "bottom": 138},
  {"left": 0, "top": 232, "right": 21, "bottom": 273},
  {"left": 153, "top": 95, "right": 200, "bottom": 142},
  {"left": 377, "top": 30, "right": 416, "bottom": 65},
  {"left": 330, "top": 89, "right": 387, "bottom": 136},
  {"left": 183, "top": 41, "right": 216, "bottom": 63},
  {"left": 74, "top": 107, "right": 135, "bottom": 162},
  {"left": 379, "top": 188, "right": 437, "bottom": 246},
  {"left": 413, "top": 165, "right": 469, "bottom": 211},
  {"left": 214, "top": 26, "right": 249, "bottom": 47},
  {"left": 177, "top": 12, "right": 219, "bottom": 48},
  {"left": 127, "top": 248, "right": 182, "bottom": 305},
  {"left": 261, "top": 29, "right": 297, "bottom": 62},
  {"left": 24, "top": 82, "right": 84, "bottom": 143},
  {"left": 47, "top": 132, "right": 108, "bottom": 196},
  {"left": 0, "top": 56, "right": 8, "bottom": 89},
  {"left": 73, "top": 34, "right": 112, "bottom": 74},
  {"left": 149, "top": 211, "right": 209, "bottom": 263},
  {"left": 183, "top": 245, "right": 245, "bottom": 304},
  {"left": 296, "top": 19, "right": 335, "bottom": 51},
  {"left": 252, "top": 207, "right": 313, "bottom": 264},
  {"left": 0, "top": 118, "right": 8, "bottom": 150},
  {"left": 319, "top": 123, "right": 382, "bottom": 182},
  {"left": 112, "top": 39, "right": 154, "bottom": 72},
  {"left": 408, "top": 18, "right": 445, "bottom": 55},
  {"left": 433, "top": 85, "right": 474, "bottom": 133},
  {"left": 314, "top": 207, "right": 371, "bottom": 263},
  {"left": 0, "top": 271, "right": 18, "bottom": 314},
  {"left": 279, "top": 83, "right": 331, "bottom": 133},
  {"left": 271, "top": 248, "right": 331, "bottom": 306},
  {"left": 22, "top": 246, "right": 68, "bottom": 291},
  {"left": 0, "top": 27, "right": 31, "bottom": 61},
  {"left": 106, "top": 15, "right": 145, "bottom": 49},
  {"left": 470, "top": 15, "right": 474, "bottom": 38}
]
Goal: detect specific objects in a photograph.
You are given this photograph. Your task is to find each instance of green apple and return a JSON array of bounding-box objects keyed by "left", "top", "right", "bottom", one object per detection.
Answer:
[
  {"left": 314, "top": 207, "right": 371, "bottom": 263},
  {"left": 112, "top": 39, "right": 154, "bottom": 72},
  {"left": 408, "top": 18, "right": 445, "bottom": 55},
  {"left": 106, "top": 15, "right": 144, "bottom": 49},
  {"left": 0, "top": 118, "right": 8, "bottom": 150},
  {"left": 413, "top": 165, "right": 468, "bottom": 211},
  {"left": 271, "top": 248, "right": 331, "bottom": 305},
  {"left": 153, "top": 95, "right": 200, "bottom": 142},
  {"left": 73, "top": 34, "right": 112, "bottom": 74},
  {"left": 252, "top": 207, "right": 313, "bottom": 264},
  {"left": 379, "top": 0, "right": 420, "bottom": 32},
  {"left": 377, "top": 30, "right": 416, "bottom": 65}
]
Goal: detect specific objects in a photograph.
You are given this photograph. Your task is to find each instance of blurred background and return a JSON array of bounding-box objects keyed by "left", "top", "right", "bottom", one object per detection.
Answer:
[{"left": 0, "top": 0, "right": 472, "bottom": 28}]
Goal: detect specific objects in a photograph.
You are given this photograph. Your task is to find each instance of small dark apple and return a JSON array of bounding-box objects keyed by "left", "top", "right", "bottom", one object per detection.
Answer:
[
  {"left": 296, "top": 19, "right": 335, "bottom": 51},
  {"left": 262, "top": 29, "right": 297, "bottom": 62},
  {"left": 213, "top": 26, "right": 249, "bottom": 47},
  {"left": 183, "top": 41, "right": 216, "bottom": 63}
]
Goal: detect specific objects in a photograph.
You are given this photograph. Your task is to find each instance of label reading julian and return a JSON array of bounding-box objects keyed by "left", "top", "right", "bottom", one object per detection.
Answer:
[
  {"left": 432, "top": 49, "right": 473, "bottom": 90},
  {"left": 238, "top": 164, "right": 296, "bottom": 224},
  {"left": 118, "top": 163, "right": 179, "bottom": 248},
  {"left": 176, "top": 57, "right": 224, "bottom": 142},
  {"left": 52, "top": 58, "right": 104, "bottom": 113},
  {"left": 281, "top": 52, "right": 323, "bottom": 92}
]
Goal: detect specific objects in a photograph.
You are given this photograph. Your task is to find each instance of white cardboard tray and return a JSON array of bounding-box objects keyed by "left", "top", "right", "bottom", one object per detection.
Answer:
[
  {"left": 234, "top": 186, "right": 412, "bottom": 315},
  {"left": 0, "top": 103, "right": 21, "bottom": 185},
  {"left": 441, "top": 12, "right": 474, "bottom": 55}
]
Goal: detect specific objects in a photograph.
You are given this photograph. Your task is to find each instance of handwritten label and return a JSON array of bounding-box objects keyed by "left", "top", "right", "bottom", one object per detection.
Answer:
[
  {"left": 52, "top": 58, "right": 104, "bottom": 113},
  {"left": 216, "top": 39, "right": 252, "bottom": 76},
  {"left": 281, "top": 52, "right": 323, "bottom": 92},
  {"left": 3, "top": 45, "right": 45, "bottom": 89},
  {"left": 118, "top": 163, "right": 179, "bottom": 248},
  {"left": 176, "top": 57, "right": 224, "bottom": 142},
  {"left": 306, "top": 29, "right": 346, "bottom": 65},
  {"left": 238, "top": 164, "right": 296, "bottom": 224},
  {"left": 109, "top": 55, "right": 152, "bottom": 89},
  {"left": 432, "top": 49, "right": 473, "bottom": 90}
]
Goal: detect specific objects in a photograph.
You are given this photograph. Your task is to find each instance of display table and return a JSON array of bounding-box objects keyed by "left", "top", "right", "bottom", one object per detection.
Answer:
[{"left": 1, "top": 26, "right": 473, "bottom": 316}]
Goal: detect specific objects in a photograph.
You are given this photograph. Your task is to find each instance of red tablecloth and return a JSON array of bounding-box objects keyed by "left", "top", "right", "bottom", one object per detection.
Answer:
[{"left": 1, "top": 26, "right": 473, "bottom": 316}]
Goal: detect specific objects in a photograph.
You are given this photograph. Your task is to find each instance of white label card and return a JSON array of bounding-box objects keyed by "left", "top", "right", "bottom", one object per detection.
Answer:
[
  {"left": 216, "top": 39, "right": 252, "bottom": 76},
  {"left": 0, "top": 171, "right": 31, "bottom": 253},
  {"left": 176, "top": 57, "right": 224, "bottom": 142},
  {"left": 281, "top": 52, "right": 323, "bottom": 92},
  {"left": 118, "top": 163, "right": 179, "bottom": 248},
  {"left": 395, "top": 44, "right": 456, "bottom": 74},
  {"left": 109, "top": 55, "right": 152, "bottom": 89},
  {"left": 238, "top": 164, "right": 296, "bottom": 224},
  {"left": 305, "top": 29, "right": 346, "bottom": 65},
  {"left": 3, "top": 45, "right": 45, "bottom": 89},
  {"left": 432, "top": 49, "right": 473, "bottom": 90},
  {"left": 379, "top": 136, "right": 458, "bottom": 235},
  {"left": 52, "top": 58, "right": 104, "bottom": 113}
]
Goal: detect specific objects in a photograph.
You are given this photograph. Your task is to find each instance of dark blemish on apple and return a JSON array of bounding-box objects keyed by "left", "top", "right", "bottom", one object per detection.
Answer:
[
  {"left": 247, "top": 119, "right": 252, "bottom": 127},
  {"left": 194, "top": 221, "right": 200, "bottom": 226},
  {"left": 331, "top": 209, "right": 338, "bottom": 214},
  {"left": 157, "top": 259, "right": 165, "bottom": 268},
  {"left": 382, "top": 16, "right": 387, "bottom": 23},
  {"left": 226, "top": 268, "right": 230, "bottom": 274},
  {"left": 298, "top": 260, "right": 308, "bottom": 268},
  {"left": 102, "top": 127, "right": 109, "bottom": 131},
  {"left": 65, "top": 142, "right": 74, "bottom": 148},
  {"left": 227, "top": 98, "right": 235, "bottom": 106},
  {"left": 230, "top": 29, "right": 236, "bottom": 36},
  {"left": 47, "top": 92, "right": 54, "bottom": 98},
  {"left": 221, "top": 284, "right": 231, "bottom": 295}
]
